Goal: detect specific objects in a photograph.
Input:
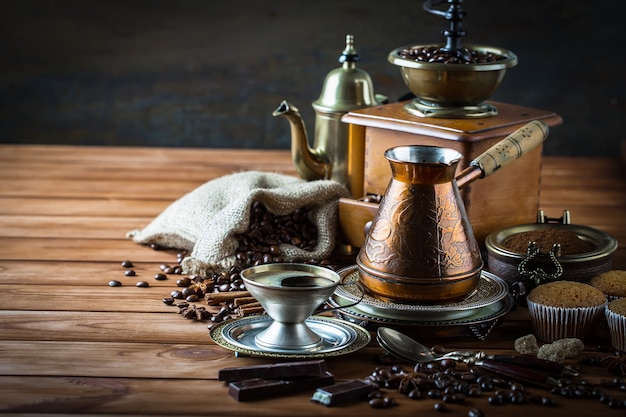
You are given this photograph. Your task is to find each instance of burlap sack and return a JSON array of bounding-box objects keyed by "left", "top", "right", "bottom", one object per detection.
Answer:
[{"left": 127, "top": 171, "right": 350, "bottom": 276}]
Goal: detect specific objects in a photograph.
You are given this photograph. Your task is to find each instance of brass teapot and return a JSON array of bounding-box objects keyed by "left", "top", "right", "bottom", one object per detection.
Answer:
[{"left": 273, "top": 35, "right": 385, "bottom": 195}]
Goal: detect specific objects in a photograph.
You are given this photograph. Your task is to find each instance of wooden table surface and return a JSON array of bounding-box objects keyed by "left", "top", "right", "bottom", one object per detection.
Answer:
[{"left": 1, "top": 144, "right": 625, "bottom": 416}]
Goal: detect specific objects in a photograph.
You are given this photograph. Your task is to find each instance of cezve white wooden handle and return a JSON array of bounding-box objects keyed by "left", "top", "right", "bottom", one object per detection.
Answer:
[{"left": 472, "top": 119, "right": 549, "bottom": 178}]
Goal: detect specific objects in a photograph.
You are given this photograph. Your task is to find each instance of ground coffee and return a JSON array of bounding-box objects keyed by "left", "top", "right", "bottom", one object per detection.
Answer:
[{"left": 503, "top": 228, "right": 595, "bottom": 256}]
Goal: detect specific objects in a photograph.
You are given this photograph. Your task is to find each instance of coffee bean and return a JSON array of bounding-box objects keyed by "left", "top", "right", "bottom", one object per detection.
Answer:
[
  {"left": 176, "top": 277, "right": 191, "bottom": 287},
  {"left": 136, "top": 281, "right": 149, "bottom": 288},
  {"left": 439, "top": 359, "right": 456, "bottom": 370},
  {"left": 408, "top": 388, "right": 422, "bottom": 400},
  {"left": 108, "top": 280, "right": 122, "bottom": 287},
  {"left": 487, "top": 395, "right": 504, "bottom": 405},
  {"left": 433, "top": 402, "right": 447, "bottom": 412},
  {"left": 121, "top": 260, "right": 133, "bottom": 268},
  {"left": 185, "top": 294, "right": 199, "bottom": 302},
  {"left": 369, "top": 398, "right": 386, "bottom": 408},
  {"left": 427, "top": 389, "right": 442, "bottom": 399},
  {"left": 154, "top": 273, "right": 167, "bottom": 281},
  {"left": 124, "top": 270, "right": 136, "bottom": 277},
  {"left": 442, "top": 394, "right": 456, "bottom": 403},
  {"left": 468, "top": 408, "right": 484, "bottom": 417},
  {"left": 162, "top": 297, "right": 175, "bottom": 305}
]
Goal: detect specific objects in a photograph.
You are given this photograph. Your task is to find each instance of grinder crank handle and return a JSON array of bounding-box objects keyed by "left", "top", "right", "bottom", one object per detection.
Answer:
[{"left": 456, "top": 120, "right": 549, "bottom": 189}]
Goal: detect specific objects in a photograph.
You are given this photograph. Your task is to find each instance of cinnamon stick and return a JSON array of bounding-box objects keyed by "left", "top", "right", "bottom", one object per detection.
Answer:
[
  {"left": 204, "top": 291, "right": 251, "bottom": 304},
  {"left": 239, "top": 305, "right": 265, "bottom": 317},
  {"left": 233, "top": 296, "right": 257, "bottom": 306}
]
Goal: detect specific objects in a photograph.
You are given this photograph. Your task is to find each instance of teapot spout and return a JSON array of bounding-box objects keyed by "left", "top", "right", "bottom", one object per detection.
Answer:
[{"left": 273, "top": 100, "right": 330, "bottom": 181}]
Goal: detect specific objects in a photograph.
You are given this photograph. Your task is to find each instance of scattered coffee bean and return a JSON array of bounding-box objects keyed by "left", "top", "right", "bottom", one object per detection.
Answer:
[
  {"left": 108, "top": 280, "right": 122, "bottom": 287},
  {"left": 468, "top": 407, "right": 484, "bottom": 417},
  {"left": 433, "top": 401, "right": 447, "bottom": 412},
  {"left": 136, "top": 281, "right": 149, "bottom": 288},
  {"left": 186, "top": 294, "right": 199, "bottom": 302},
  {"left": 121, "top": 260, "right": 133, "bottom": 268},
  {"left": 162, "top": 297, "right": 175, "bottom": 305},
  {"left": 124, "top": 270, "right": 136, "bottom": 277},
  {"left": 154, "top": 273, "right": 167, "bottom": 281},
  {"left": 176, "top": 277, "right": 191, "bottom": 287}
]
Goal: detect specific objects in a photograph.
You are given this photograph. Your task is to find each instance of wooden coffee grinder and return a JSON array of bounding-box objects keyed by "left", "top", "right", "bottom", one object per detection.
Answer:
[{"left": 337, "top": 0, "right": 562, "bottom": 250}]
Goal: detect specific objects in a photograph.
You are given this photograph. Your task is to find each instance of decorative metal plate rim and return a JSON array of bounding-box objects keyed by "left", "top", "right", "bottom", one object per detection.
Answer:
[
  {"left": 328, "top": 291, "right": 513, "bottom": 327},
  {"left": 209, "top": 314, "right": 371, "bottom": 359},
  {"left": 335, "top": 265, "right": 508, "bottom": 317}
]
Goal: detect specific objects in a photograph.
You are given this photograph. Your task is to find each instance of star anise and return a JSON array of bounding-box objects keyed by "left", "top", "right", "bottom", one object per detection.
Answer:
[
  {"left": 178, "top": 303, "right": 211, "bottom": 321},
  {"left": 601, "top": 352, "right": 626, "bottom": 375}
]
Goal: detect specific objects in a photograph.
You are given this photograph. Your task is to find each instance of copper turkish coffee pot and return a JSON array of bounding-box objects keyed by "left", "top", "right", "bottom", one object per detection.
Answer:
[{"left": 357, "top": 120, "right": 550, "bottom": 304}]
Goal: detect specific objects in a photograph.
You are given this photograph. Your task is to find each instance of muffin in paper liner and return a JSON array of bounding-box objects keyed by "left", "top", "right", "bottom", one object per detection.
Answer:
[
  {"left": 606, "top": 298, "right": 626, "bottom": 351},
  {"left": 527, "top": 298, "right": 607, "bottom": 342}
]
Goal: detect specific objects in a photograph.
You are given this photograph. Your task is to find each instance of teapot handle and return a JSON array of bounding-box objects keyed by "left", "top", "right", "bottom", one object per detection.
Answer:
[{"left": 456, "top": 120, "right": 549, "bottom": 189}]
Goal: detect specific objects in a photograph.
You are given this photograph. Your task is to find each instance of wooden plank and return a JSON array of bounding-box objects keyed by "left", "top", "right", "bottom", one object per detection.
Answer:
[
  {"left": 539, "top": 188, "right": 626, "bottom": 207},
  {"left": 0, "top": 197, "right": 171, "bottom": 217},
  {"left": 0, "top": 160, "right": 297, "bottom": 181},
  {"left": 0, "top": 376, "right": 339, "bottom": 416},
  {"left": 0, "top": 285, "right": 190, "bottom": 312},
  {"left": 0, "top": 144, "right": 295, "bottom": 168},
  {"left": 0, "top": 311, "right": 208, "bottom": 344},
  {"left": 0, "top": 178, "right": 205, "bottom": 199},
  {"left": 0, "top": 340, "right": 381, "bottom": 380},
  {"left": 0, "top": 215, "right": 153, "bottom": 239},
  {"left": 0, "top": 237, "right": 182, "bottom": 262},
  {"left": 0, "top": 340, "right": 234, "bottom": 379}
]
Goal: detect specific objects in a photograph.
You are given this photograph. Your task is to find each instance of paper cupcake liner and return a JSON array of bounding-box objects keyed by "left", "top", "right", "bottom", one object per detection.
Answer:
[
  {"left": 605, "top": 307, "right": 626, "bottom": 351},
  {"left": 599, "top": 295, "right": 621, "bottom": 328},
  {"left": 527, "top": 299, "right": 607, "bottom": 342}
]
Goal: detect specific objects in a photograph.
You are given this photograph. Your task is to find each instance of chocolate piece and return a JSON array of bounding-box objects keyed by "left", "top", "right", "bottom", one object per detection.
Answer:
[
  {"left": 311, "top": 379, "right": 374, "bottom": 406},
  {"left": 219, "top": 359, "right": 328, "bottom": 382},
  {"left": 228, "top": 371, "right": 334, "bottom": 402}
]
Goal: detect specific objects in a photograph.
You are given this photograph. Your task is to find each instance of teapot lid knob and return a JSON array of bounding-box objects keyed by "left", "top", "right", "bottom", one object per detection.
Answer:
[{"left": 339, "top": 34, "right": 359, "bottom": 64}]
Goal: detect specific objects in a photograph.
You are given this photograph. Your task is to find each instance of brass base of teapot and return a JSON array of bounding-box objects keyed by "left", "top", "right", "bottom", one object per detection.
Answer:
[{"left": 356, "top": 258, "right": 482, "bottom": 304}]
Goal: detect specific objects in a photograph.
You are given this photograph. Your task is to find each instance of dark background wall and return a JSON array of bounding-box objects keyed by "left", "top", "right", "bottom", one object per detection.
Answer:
[{"left": 1, "top": 0, "right": 624, "bottom": 156}]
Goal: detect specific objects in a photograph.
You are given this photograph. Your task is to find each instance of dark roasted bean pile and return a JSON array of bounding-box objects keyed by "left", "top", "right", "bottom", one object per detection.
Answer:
[
  {"left": 234, "top": 201, "right": 319, "bottom": 267},
  {"left": 360, "top": 358, "right": 626, "bottom": 411},
  {"left": 550, "top": 376, "right": 626, "bottom": 409},
  {"left": 397, "top": 46, "right": 505, "bottom": 64}
]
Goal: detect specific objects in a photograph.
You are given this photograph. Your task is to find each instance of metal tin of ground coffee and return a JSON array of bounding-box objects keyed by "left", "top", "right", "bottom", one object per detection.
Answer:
[{"left": 485, "top": 213, "right": 618, "bottom": 287}]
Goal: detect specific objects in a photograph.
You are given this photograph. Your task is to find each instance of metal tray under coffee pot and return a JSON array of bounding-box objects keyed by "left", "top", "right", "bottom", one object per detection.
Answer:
[{"left": 334, "top": 265, "right": 509, "bottom": 321}]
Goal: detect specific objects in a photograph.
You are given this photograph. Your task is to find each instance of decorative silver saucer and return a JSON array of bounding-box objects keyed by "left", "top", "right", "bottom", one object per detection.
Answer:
[
  {"left": 209, "top": 314, "right": 371, "bottom": 359},
  {"left": 335, "top": 265, "right": 509, "bottom": 321}
]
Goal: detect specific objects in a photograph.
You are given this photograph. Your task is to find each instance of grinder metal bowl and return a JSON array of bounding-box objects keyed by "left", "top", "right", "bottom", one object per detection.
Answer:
[
  {"left": 388, "top": 44, "right": 517, "bottom": 116},
  {"left": 388, "top": 0, "right": 518, "bottom": 118}
]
